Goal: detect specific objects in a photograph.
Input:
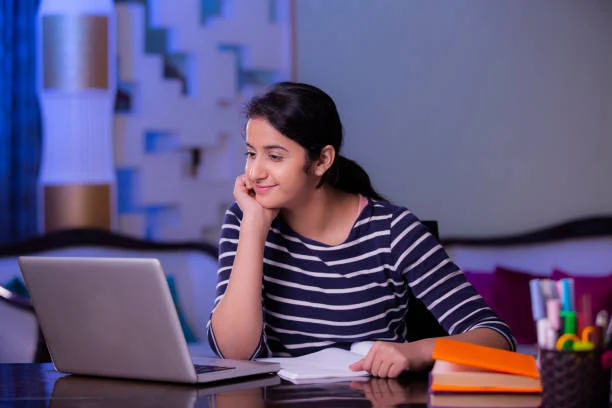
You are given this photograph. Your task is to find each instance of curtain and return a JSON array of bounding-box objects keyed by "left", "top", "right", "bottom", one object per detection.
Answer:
[{"left": 0, "top": 0, "right": 41, "bottom": 244}]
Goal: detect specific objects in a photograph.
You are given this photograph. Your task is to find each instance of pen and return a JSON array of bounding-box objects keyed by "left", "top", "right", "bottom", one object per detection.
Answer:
[
  {"left": 560, "top": 310, "right": 577, "bottom": 335},
  {"left": 596, "top": 310, "right": 611, "bottom": 349},
  {"left": 540, "top": 279, "right": 558, "bottom": 300},
  {"left": 559, "top": 278, "right": 573, "bottom": 312},
  {"left": 546, "top": 299, "right": 561, "bottom": 332},
  {"left": 545, "top": 326, "right": 557, "bottom": 350},
  {"left": 580, "top": 294, "right": 592, "bottom": 327},
  {"left": 596, "top": 310, "right": 609, "bottom": 335},
  {"left": 529, "top": 279, "right": 546, "bottom": 321},
  {"left": 590, "top": 325, "right": 603, "bottom": 349},
  {"left": 536, "top": 318, "right": 551, "bottom": 349}
]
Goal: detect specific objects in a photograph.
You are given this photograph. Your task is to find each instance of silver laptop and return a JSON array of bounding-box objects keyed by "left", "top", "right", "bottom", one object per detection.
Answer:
[{"left": 18, "top": 256, "right": 280, "bottom": 384}]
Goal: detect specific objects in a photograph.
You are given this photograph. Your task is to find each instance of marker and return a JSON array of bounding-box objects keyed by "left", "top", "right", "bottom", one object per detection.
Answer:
[
  {"left": 546, "top": 299, "right": 561, "bottom": 332},
  {"left": 577, "top": 312, "right": 585, "bottom": 335},
  {"left": 529, "top": 279, "right": 546, "bottom": 321},
  {"left": 559, "top": 279, "right": 573, "bottom": 312},
  {"left": 545, "top": 326, "right": 558, "bottom": 350},
  {"left": 540, "top": 279, "right": 558, "bottom": 301},
  {"left": 595, "top": 310, "right": 610, "bottom": 348},
  {"left": 590, "top": 325, "right": 603, "bottom": 349},
  {"left": 557, "top": 314, "right": 566, "bottom": 339},
  {"left": 561, "top": 310, "right": 577, "bottom": 335},
  {"left": 536, "top": 318, "right": 551, "bottom": 349},
  {"left": 580, "top": 294, "right": 593, "bottom": 326},
  {"left": 596, "top": 310, "right": 609, "bottom": 331}
]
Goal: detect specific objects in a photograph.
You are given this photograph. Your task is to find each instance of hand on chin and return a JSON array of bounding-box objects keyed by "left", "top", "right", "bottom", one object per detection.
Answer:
[{"left": 251, "top": 195, "right": 280, "bottom": 223}]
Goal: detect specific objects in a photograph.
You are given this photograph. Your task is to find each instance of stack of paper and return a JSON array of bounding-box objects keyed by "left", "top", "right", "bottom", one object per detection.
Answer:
[{"left": 258, "top": 342, "right": 373, "bottom": 384}]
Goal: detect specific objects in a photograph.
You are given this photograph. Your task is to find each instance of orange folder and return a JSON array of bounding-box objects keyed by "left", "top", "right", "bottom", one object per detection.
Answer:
[{"left": 430, "top": 338, "right": 542, "bottom": 394}]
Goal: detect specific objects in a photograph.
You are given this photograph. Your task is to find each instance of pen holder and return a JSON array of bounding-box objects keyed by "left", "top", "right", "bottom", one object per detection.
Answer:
[{"left": 539, "top": 349, "right": 611, "bottom": 408}]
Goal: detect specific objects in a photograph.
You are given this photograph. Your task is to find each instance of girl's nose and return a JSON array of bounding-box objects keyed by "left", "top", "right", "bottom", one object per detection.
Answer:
[{"left": 247, "top": 158, "right": 266, "bottom": 181}]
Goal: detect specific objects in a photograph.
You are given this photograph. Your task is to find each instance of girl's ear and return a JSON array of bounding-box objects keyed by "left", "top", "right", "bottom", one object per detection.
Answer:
[{"left": 312, "top": 145, "right": 336, "bottom": 177}]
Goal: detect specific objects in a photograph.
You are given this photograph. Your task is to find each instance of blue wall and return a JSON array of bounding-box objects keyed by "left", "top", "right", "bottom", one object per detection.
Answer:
[{"left": 296, "top": 0, "right": 612, "bottom": 237}]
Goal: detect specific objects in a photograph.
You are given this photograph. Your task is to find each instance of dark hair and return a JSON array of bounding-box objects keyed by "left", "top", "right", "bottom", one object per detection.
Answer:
[{"left": 245, "top": 82, "right": 386, "bottom": 201}]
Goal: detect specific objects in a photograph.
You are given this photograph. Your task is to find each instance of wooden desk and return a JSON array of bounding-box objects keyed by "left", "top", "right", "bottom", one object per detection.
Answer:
[{"left": 0, "top": 363, "right": 430, "bottom": 407}]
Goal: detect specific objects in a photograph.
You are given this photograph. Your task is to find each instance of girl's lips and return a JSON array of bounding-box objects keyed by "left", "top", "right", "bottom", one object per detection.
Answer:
[{"left": 254, "top": 185, "right": 276, "bottom": 194}]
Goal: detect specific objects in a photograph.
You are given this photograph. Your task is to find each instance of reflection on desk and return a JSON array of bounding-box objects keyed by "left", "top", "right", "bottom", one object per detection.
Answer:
[
  {"left": 266, "top": 377, "right": 429, "bottom": 407},
  {"left": 50, "top": 374, "right": 280, "bottom": 408},
  {"left": 0, "top": 363, "right": 430, "bottom": 407}
]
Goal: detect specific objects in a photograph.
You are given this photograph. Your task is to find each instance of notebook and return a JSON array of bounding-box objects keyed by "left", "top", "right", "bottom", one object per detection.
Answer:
[
  {"left": 258, "top": 342, "right": 373, "bottom": 384},
  {"left": 430, "top": 338, "right": 541, "bottom": 394},
  {"left": 18, "top": 256, "right": 280, "bottom": 384}
]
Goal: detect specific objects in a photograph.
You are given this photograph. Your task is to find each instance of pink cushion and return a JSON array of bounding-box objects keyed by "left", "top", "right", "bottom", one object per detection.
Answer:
[
  {"left": 551, "top": 269, "right": 612, "bottom": 323},
  {"left": 463, "top": 270, "right": 495, "bottom": 307},
  {"left": 491, "top": 266, "right": 547, "bottom": 345}
]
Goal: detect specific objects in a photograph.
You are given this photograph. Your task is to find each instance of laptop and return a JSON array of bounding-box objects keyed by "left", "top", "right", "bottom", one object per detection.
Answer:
[{"left": 18, "top": 256, "right": 280, "bottom": 384}]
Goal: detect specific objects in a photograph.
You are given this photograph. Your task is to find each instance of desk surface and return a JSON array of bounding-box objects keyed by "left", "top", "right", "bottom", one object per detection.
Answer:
[{"left": 0, "top": 363, "right": 431, "bottom": 407}]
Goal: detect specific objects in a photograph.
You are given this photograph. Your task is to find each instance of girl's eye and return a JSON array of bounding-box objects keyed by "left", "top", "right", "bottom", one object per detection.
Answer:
[
  {"left": 244, "top": 151, "right": 255, "bottom": 159},
  {"left": 268, "top": 153, "right": 282, "bottom": 161}
]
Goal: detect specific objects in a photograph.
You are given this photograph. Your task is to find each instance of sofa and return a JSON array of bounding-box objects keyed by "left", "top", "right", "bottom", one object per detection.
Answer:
[
  {"left": 0, "top": 229, "right": 219, "bottom": 362},
  {"left": 441, "top": 215, "right": 612, "bottom": 345}
]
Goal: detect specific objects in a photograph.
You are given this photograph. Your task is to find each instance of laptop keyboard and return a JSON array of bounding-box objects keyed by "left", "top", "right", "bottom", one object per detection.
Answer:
[{"left": 194, "top": 364, "right": 233, "bottom": 374}]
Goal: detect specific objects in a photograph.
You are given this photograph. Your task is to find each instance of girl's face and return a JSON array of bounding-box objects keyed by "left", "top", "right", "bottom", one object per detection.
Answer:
[{"left": 244, "top": 117, "right": 319, "bottom": 210}]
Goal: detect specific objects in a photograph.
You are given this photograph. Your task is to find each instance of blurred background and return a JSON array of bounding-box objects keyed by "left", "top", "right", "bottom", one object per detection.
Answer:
[{"left": 1, "top": 0, "right": 611, "bottom": 246}]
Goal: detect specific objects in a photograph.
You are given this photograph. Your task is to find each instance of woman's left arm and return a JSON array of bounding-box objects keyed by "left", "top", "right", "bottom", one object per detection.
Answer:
[
  {"left": 351, "top": 211, "right": 515, "bottom": 378},
  {"left": 350, "top": 327, "right": 508, "bottom": 378},
  {"left": 447, "top": 326, "right": 511, "bottom": 350}
]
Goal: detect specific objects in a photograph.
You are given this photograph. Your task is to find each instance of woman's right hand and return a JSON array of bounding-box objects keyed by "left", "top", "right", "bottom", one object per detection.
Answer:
[
  {"left": 233, "top": 174, "right": 279, "bottom": 228},
  {"left": 211, "top": 174, "right": 275, "bottom": 359}
]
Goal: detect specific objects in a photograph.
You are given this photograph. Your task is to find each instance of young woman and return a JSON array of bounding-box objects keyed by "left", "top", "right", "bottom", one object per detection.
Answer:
[{"left": 207, "top": 82, "right": 515, "bottom": 378}]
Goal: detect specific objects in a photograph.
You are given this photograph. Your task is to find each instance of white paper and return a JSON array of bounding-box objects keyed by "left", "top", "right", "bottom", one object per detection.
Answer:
[{"left": 258, "top": 342, "right": 374, "bottom": 384}]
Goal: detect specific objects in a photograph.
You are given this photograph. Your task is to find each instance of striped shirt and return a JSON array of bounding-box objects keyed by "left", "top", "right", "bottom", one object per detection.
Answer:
[{"left": 207, "top": 198, "right": 516, "bottom": 358}]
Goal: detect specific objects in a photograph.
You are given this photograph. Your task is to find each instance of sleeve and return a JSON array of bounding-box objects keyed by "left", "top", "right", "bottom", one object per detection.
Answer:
[
  {"left": 390, "top": 209, "right": 517, "bottom": 351},
  {"left": 206, "top": 202, "right": 267, "bottom": 359}
]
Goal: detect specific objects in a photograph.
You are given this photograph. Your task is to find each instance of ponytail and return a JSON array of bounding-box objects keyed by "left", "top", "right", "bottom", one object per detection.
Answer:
[{"left": 325, "top": 155, "right": 387, "bottom": 201}]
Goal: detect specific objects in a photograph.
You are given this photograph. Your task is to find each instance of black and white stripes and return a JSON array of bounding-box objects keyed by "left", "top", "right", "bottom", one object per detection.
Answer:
[{"left": 207, "top": 198, "right": 516, "bottom": 358}]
